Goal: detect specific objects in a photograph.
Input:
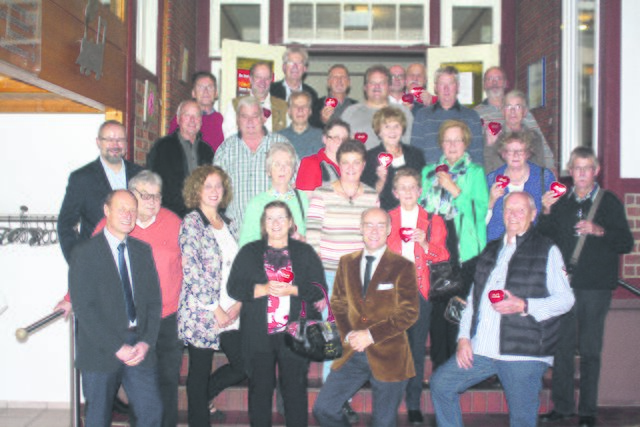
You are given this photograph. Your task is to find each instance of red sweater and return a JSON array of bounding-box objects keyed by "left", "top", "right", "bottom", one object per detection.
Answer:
[
  {"left": 387, "top": 206, "right": 449, "bottom": 299},
  {"left": 295, "top": 148, "right": 340, "bottom": 191},
  {"left": 65, "top": 208, "right": 183, "bottom": 318}
]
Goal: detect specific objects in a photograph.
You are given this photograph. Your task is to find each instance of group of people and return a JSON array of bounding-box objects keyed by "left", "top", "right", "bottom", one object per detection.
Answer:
[{"left": 54, "top": 44, "right": 633, "bottom": 427}]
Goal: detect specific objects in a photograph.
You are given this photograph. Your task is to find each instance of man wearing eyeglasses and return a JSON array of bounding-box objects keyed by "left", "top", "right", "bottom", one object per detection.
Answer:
[
  {"left": 270, "top": 44, "right": 319, "bottom": 107},
  {"left": 483, "top": 90, "right": 556, "bottom": 173},
  {"left": 57, "top": 120, "right": 143, "bottom": 264},
  {"left": 147, "top": 99, "right": 214, "bottom": 217},
  {"left": 537, "top": 147, "right": 633, "bottom": 427},
  {"left": 168, "top": 71, "right": 224, "bottom": 152}
]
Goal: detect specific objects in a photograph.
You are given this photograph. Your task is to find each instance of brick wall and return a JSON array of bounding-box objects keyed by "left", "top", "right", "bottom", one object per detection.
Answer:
[
  {"left": 515, "top": 0, "right": 562, "bottom": 168},
  {"left": 132, "top": 1, "right": 199, "bottom": 165},
  {"left": 623, "top": 193, "right": 640, "bottom": 279},
  {"left": 133, "top": 78, "right": 160, "bottom": 166},
  {"left": 162, "top": 0, "right": 198, "bottom": 133}
]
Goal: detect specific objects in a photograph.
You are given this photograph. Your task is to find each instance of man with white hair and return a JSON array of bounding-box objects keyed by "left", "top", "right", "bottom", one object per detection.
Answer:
[{"left": 214, "top": 96, "right": 290, "bottom": 225}]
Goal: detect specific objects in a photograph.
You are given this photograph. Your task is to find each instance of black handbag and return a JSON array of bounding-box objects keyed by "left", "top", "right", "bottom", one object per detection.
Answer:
[
  {"left": 426, "top": 214, "right": 464, "bottom": 301},
  {"left": 285, "top": 283, "right": 343, "bottom": 362}
]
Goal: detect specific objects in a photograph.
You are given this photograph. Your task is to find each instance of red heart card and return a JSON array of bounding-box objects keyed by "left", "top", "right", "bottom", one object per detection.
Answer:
[
  {"left": 325, "top": 97, "right": 338, "bottom": 108},
  {"left": 263, "top": 108, "right": 272, "bottom": 119},
  {"left": 402, "top": 93, "right": 415, "bottom": 104},
  {"left": 399, "top": 228, "right": 414, "bottom": 243},
  {"left": 277, "top": 268, "right": 294, "bottom": 283},
  {"left": 550, "top": 182, "right": 567, "bottom": 198},
  {"left": 431, "top": 96, "right": 438, "bottom": 105},
  {"left": 378, "top": 152, "right": 393, "bottom": 168},
  {"left": 488, "top": 122, "right": 502, "bottom": 136},
  {"left": 354, "top": 132, "right": 368, "bottom": 143},
  {"left": 435, "top": 164, "right": 449, "bottom": 173},
  {"left": 496, "top": 175, "right": 510, "bottom": 189},
  {"left": 410, "top": 87, "right": 424, "bottom": 104},
  {"left": 488, "top": 290, "right": 505, "bottom": 303}
]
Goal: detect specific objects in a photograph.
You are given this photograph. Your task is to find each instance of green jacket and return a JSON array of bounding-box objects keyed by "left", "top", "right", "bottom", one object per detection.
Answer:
[{"left": 420, "top": 161, "right": 488, "bottom": 262}]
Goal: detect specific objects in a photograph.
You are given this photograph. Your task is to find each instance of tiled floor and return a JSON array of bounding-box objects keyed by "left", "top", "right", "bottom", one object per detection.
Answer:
[{"left": 2, "top": 406, "right": 640, "bottom": 426}]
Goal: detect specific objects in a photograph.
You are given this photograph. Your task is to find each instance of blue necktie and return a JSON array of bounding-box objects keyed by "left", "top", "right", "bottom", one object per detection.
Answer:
[
  {"left": 118, "top": 242, "right": 136, "bottom": 323},
  {"left": 363, "top": 255, "right": 376, "bottom": 297}
]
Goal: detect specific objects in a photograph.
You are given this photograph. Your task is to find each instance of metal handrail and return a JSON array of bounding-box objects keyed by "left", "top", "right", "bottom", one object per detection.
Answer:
[{"left": 618, "top": 279, "right": 640, "bottom": 298}]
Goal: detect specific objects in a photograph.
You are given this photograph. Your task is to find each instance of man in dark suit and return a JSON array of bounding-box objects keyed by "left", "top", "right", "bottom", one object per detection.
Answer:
[
  {"left": 270, "top": 44, "right": 318, "bottom": 106},
  {"left": 57, "top": 120, "right": 143, "bottom": 263},
  {"left": 69, "top": 190, "right": 162, "bottom": 427},
  {"left": 147, "top": 99, "right": 214, "bottom": 217},
  {"left": 313, "top": 207, "right": 419, "bottom": 427}
]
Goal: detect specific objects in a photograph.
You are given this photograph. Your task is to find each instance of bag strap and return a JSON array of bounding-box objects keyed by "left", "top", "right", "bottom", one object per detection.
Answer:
[
  {"left": 570, "top": 189, "right": 605, "bottom": 267},
  {"left": 294, "top": 189, "right": 305, "bottom": 218},
  {"left": 426, "top": 212, "right": 432, "bottom": 243},
  {"left": 296, "top": 282, "right": 334, "bottom": 322}
]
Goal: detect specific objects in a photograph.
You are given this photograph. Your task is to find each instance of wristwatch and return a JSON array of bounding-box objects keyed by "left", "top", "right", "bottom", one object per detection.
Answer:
[{"left": 520, "top": 298, "right": 529, "bottom": 316}]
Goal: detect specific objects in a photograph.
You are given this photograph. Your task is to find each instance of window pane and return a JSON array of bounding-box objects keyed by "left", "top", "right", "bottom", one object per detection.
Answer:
[
  {"left": 317, "top": 4, "right": 341, "bottom": 40},
  {"left": 400, "top": 5, "right": 423, "bottom": 41},
  {"left": 220, "top": 5, "right": 261, "bottom": 43},
  {"left": 452, "top": 6, "right": 492, "bottom": 46},
  {"left": 289, "top": 3, "right": 314, "bottom": 39},
  {"left": 343, "top": 4, "right": 369, "bottom": 40},
  {"left": 577, "top": 1, "right": 595, "bottom": 147},
  {"left": 372, "top": 5, "right": 395, "bottom": 40}
]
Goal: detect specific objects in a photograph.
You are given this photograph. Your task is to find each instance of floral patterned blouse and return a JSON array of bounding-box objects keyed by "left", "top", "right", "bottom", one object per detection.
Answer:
[{"left": 178, "top": 209, "right": 239, "bottom": 349}]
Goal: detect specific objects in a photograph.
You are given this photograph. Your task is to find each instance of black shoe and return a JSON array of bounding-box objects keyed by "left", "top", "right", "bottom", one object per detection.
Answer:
[
  {"left": 578, "top": 416, "right": 596, "bottom": 427},
  {"left": 342, "top": 402, "right": 359, "bottom": 424},
  {"left": 408, "top": 410, "right": 424, "bottom": 425},
  {"left": 540, "top": 410, "right": 576, "bottom": 423}
]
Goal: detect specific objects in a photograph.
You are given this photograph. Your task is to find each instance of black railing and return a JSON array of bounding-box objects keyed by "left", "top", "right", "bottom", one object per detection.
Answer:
[{"left": 618, "top": 279, "right": 640, "bottom": 298}]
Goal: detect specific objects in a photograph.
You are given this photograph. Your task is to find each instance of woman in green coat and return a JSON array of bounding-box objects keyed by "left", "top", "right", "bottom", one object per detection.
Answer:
[{"left": 419, "top": 119, "right": 488, "bottom": 371}]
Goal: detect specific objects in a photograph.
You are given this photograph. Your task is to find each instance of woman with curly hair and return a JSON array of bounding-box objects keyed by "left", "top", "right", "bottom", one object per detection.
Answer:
[{"left": 178, "top": 165, "right": 246, "bottom": 425}]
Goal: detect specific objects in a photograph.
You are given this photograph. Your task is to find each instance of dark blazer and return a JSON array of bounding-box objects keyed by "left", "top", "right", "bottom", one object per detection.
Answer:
[
  {"left": 270, "top": 80, "right": 319, "bottom": 106},
  {"left": 361, "top": 143, "right": 426, "bottom": 211},
  {"left": 227, "top": 238, "right": 326, "bottom": 373},
  {"left": 69, "top": 232, "right": 162, "bottom": 372},
  {"left": 331, "top": 249, "right": 419, "bottom": 382},
  {"left": 147, "top": 130, "right": 214, "bottom": 218},
  {"left": 57, "top": 158, "right": 143, "bottom": 263},
  {"left": 310, "top": 96, "right": 358, "bottom": 128}
]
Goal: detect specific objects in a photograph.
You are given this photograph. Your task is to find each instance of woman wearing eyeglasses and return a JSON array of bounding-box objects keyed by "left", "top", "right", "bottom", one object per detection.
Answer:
[{"left": 486, "top": 132, "right": 556, "bottom": 243}]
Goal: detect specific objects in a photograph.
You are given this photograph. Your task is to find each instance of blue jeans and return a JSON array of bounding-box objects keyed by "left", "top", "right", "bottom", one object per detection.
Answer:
[
  {"left": 322, "top": 269, "right": 337, "bottom": 382},
  {"left": 431, "top": 354, "right": 548, "bottom": 427}
]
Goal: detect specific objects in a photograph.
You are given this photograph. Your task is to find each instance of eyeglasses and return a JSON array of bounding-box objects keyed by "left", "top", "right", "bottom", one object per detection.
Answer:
[
  {"left": 99, "top": 137, "right": 126, "bottom": 144},
  {"left": 442, "top": 138, "right": 465, "bottom": 144},
  {"left": 285, "top": 61, "right": 305, "bottom": 67},
  {"left": 326, "top": 134, "right": 344, "bottom": 141},
  {"left": 571, "top": 166, "right": 596, "bottom": 173},
  {"left": 133, "top": 189, "right": 162, "bottom": 202},
  {"left": 504, "top": 104, "right": 524, "bottom": 112},
  {"left": 266, "top": 215, "right": 289, "bottom": 223},
  {"left": 195, "top": 84, "right": 215, "bottom": 92},
  {"left": 503, "top": 149, "right": 526, "bottom": 157}
]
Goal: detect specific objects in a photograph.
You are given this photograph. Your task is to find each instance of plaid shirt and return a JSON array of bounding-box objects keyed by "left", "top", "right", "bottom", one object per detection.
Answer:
[{"left": 213, "top": 132, "right": 291, "bottom": 225}]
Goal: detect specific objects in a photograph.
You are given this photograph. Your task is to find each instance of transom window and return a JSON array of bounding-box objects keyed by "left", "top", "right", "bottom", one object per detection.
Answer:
[{"left": 285, "top": 1, "right": 429, "bottom": 45}]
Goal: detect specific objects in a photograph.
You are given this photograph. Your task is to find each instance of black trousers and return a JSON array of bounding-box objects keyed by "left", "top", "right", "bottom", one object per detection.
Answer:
[
  {"left": 247, "top": 333, "right": 310, "bottom": 427},
  {"left": 156, "top": 313, "right": 184, "bottom": 427}
]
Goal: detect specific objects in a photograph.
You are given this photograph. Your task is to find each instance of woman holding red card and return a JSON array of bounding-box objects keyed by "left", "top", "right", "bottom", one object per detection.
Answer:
[
  {"left": 419, "top": 119, "right": 488, "bottom": 371},
  {"left": 228, "top": 201, "right": 326, "bottom": 427},
  {"left": 387, "top": 168, "right": 449, "bottom": 424},
  {"left": 362, "top": 106, "right": 426, "bottom": 211},
  {"left": 486, "top": 131, "right": 556, "bottom": 242}
]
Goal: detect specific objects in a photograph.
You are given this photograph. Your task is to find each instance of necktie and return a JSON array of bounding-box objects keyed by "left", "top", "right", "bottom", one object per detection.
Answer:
[
  {"left": 363, "top": 255, "right": 376, "bottom": 297},
  {"left": 118, "top": 242, "right": 137, "bottom": 323}
]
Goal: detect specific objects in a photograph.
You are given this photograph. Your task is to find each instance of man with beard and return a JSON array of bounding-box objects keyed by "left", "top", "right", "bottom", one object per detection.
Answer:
[{"left": 57, "top": 120, "right": 143, "bottom": 263}]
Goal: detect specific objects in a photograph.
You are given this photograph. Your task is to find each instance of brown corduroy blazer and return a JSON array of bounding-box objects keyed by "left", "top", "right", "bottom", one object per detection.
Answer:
[{"left": 330, "top": 249, "right": 419, "bottom": 382}]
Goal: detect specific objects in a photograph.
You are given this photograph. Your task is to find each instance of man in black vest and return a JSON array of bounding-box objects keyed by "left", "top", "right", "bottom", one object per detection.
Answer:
[{"left": 431, "top": 192, "right": 574, "bottom": 427}]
